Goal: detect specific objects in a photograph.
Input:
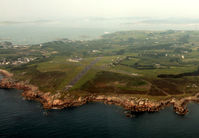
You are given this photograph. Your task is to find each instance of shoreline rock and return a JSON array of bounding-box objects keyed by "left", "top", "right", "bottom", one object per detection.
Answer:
[
  {"left": 0, "top": 72, "right": 199, "bottom": 116},
  {"left": 0, "top": 69, "right": 13, "bottom": 77}
]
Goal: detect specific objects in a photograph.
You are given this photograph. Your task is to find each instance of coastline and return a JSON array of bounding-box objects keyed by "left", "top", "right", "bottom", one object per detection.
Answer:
[{"left": 1, "top": 69, "right": 199, "bottom": 116}]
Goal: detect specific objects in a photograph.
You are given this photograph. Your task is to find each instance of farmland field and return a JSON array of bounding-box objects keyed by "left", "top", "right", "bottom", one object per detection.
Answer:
[{"left": 1, "top": 30, "right": 199, "bottom": 100}]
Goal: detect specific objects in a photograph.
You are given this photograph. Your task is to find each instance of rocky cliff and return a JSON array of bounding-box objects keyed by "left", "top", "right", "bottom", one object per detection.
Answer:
[{"left": 1, "top": 74, "right": 199, "bottom": 116}]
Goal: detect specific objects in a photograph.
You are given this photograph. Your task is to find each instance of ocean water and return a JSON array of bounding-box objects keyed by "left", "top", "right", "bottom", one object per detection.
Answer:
[
  {"left": 1, "top": 19, "right": 198, "bottom": 45},
  {"left": 0, "top": 78, "right": 199, "bottom": 138},
  {"left": 0, "top": 25, "right": 111, "bottom": 45}
]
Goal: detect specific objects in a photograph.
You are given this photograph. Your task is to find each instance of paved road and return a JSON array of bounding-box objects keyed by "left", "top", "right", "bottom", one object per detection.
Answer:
[{"left": 65, "top": 57, "right": 100, "bottom": 91}]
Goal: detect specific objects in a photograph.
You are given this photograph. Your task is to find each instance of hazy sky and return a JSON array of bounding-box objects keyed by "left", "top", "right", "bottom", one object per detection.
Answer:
[{"left": 1, "top": 0, "right": 199, "bottom": 20}]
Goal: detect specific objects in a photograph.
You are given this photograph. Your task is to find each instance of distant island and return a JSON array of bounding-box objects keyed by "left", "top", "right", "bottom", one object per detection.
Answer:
[{"left": 1, "top": 30, "right": 199, "bottom": 116}]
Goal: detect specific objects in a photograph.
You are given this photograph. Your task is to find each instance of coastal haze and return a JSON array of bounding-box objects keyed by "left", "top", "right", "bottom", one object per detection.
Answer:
[
  {"left": 1, "top": 0, "right": 199, "bottom": 44},
  {"left": 1, "top": 17, "right": 199, "bottom": 45}
]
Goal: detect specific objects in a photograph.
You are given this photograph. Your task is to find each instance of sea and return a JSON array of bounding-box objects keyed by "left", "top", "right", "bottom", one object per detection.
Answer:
[
  {"left": 1, "top": 21, "right": 199, "bottom": 137},
  {"left": 0, "top": 75, "right": 199, "bottom": 138},
  {"left": 1, "top": 18, "right": 198, "bottom": 45}
]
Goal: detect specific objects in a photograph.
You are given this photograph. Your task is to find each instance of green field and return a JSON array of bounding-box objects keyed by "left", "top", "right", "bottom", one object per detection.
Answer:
[{"left": 1, "top": 30, "right": 199, "bottom": 100}]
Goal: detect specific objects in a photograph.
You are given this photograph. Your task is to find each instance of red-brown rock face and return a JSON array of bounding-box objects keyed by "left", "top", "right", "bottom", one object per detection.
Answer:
[{"left": 1, "top": 75, "right": 199, "bottom": 116}]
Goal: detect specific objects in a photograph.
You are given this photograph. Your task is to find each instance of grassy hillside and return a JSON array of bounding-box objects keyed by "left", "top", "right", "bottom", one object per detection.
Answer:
[{"left": 1, "top": 30, "right": 199, "bottom": 100}]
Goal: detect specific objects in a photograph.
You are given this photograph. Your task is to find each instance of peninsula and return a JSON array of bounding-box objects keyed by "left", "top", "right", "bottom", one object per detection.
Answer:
[{"left": 1, "top": 30, "right": 199, "bottom": 116}]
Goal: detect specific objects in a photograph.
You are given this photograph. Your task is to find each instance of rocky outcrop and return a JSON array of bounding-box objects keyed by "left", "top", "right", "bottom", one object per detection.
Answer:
[
  {"left": 0, "top": 69, "right": 13, "bottom": 77},
  {"left": 1, "top": 74, "right": 199, "bottom": 116}
]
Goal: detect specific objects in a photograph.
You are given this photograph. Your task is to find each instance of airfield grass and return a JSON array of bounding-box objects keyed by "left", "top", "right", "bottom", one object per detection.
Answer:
[
  {"left": 9, "top": 53, "right": 199, "bottom": 99},
  {"left": 3, "top": 30, "right": 199, "bottom": 100}
]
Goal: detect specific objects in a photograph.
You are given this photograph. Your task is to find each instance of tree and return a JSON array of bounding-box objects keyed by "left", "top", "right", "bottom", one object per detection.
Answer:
[
  {"left": 116, "top": 49, "right": 125, "bottom": 55},
  {"left": 179, "top": 34, "right": 189, "bottom": 44}
]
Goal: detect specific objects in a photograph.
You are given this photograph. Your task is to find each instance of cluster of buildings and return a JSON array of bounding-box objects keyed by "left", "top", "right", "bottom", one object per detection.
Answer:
[
  {"left": 0, "top": 41, "right": 13, "bottom": 49},
  {"left": 0, "top": 57, "right": 36, "bottom": 65},
  {"left": 187, "top": 84, "right": 198, "bottom": 88},
  {"left": 139, "top": 53, "right": 185, "bottom": 59},
  {"left": 0, "top": 41, "right": 30, "bottom": 49},
  {"left": 67, "top": 57, "right": 83, "bottom": 63},
  {"left": 109, "top": 56, "right": 124, "bottom": 67}
]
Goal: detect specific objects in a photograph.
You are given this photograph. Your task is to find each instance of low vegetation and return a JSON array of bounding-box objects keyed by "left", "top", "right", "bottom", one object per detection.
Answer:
[{"left": 1, "top": 30, "right": 199, "bottom": 100}]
